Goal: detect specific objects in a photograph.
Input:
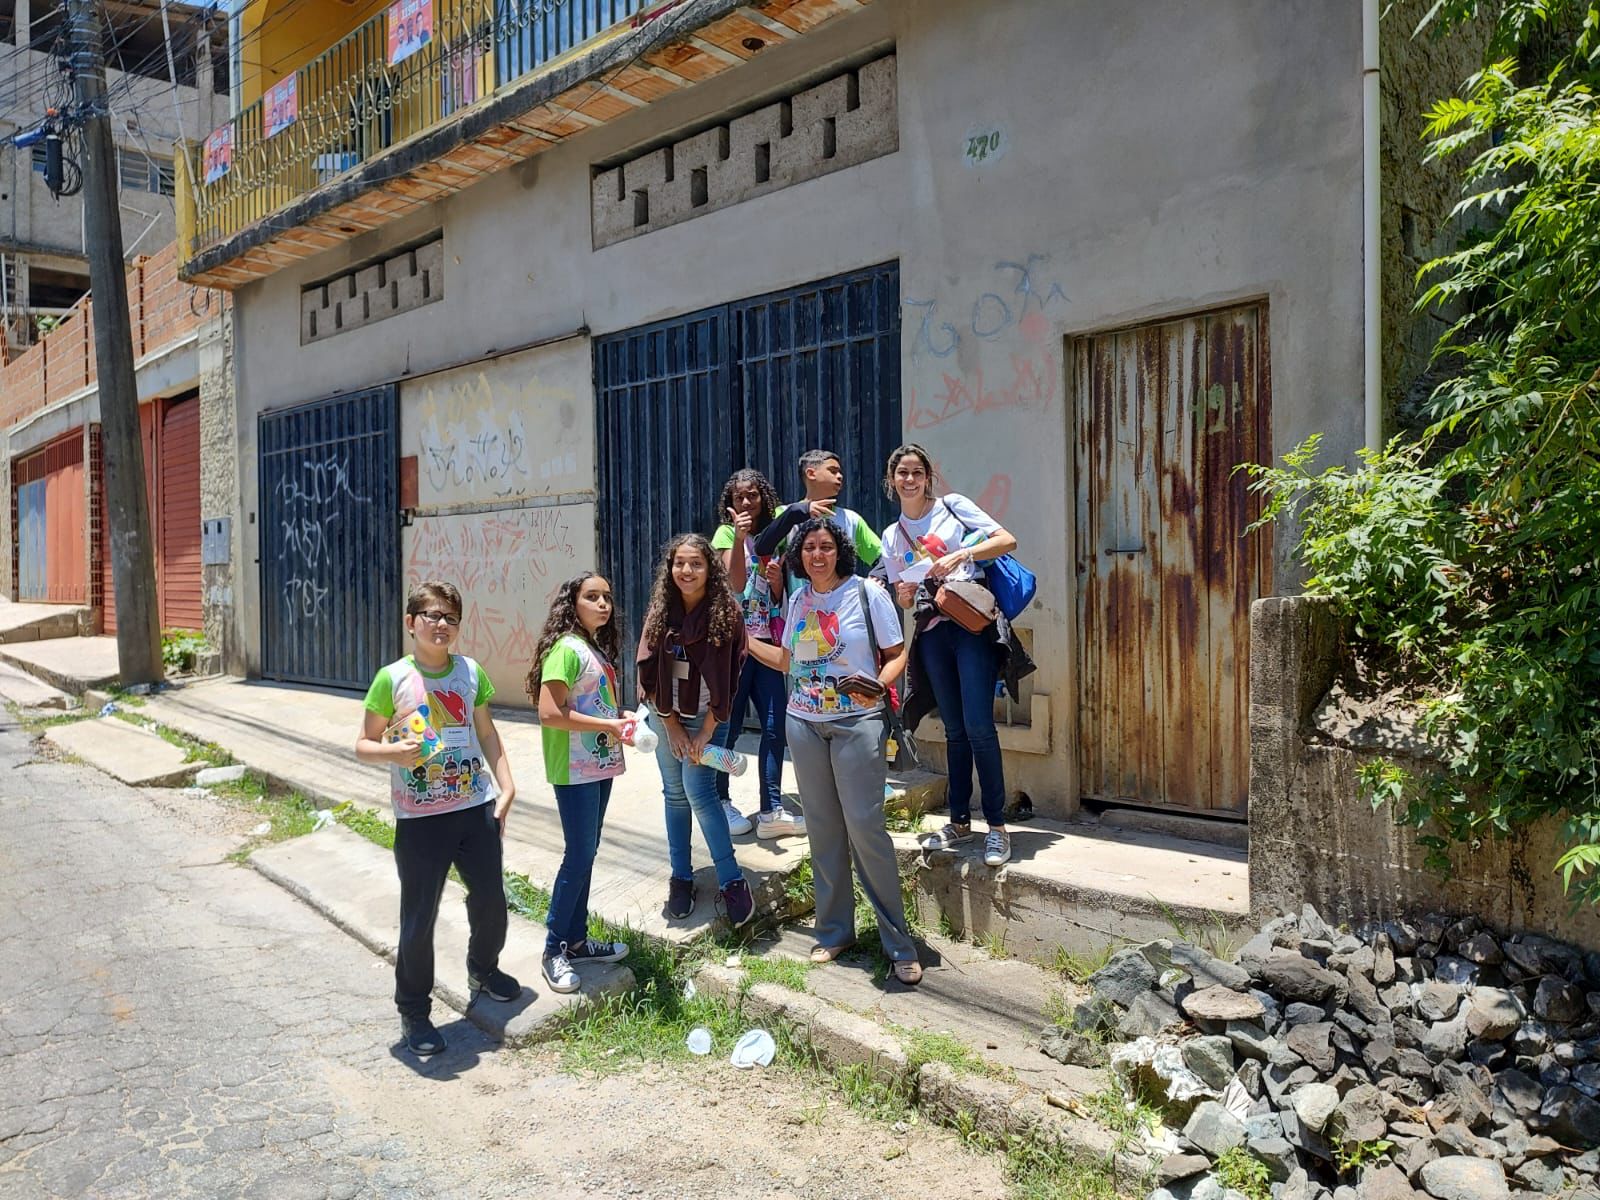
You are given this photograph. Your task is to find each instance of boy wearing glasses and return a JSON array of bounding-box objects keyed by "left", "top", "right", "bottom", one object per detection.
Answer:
[{"left": 355, "top": 580, "right": 519, "bottom": 1056}]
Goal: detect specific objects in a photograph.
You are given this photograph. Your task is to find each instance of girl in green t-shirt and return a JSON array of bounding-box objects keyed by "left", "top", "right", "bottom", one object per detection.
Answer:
[{"left": 525, "top": 572, "right": 634, "bottom": 994}]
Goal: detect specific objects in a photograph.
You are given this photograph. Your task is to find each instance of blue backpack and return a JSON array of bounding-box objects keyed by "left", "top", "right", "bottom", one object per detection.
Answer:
[{"left": 941, "top": 500, "right": 1037, "bottom": 622}]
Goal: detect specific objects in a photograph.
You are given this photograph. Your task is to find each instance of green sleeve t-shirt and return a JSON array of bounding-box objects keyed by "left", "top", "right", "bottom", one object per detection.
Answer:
[
  {"left": 539, "top": 635, "right": 626, "bottom": 787},
  {"left": 362, "top": 653, "right": 496, "bottom": 818}
]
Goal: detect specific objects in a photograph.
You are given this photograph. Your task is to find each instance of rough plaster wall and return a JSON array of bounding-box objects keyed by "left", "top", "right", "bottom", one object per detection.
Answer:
[
  {"left": 198, "top": 306, "right": 241, "bottom": 674},
  {"left": 0, "top": 452, "right": 11, "bottom": 598},
  {"left": 228, "top": 0, "right": 1368, "bottom": 816},
  {"left": 1248, "top": 596, "right": 1600, "bottom": 950},
  {"left": 399, "top": 339, "right": 594, "bottom": 701},
  {"left": 1380, "top": 1, "right": 1492, "bottom": 432}
]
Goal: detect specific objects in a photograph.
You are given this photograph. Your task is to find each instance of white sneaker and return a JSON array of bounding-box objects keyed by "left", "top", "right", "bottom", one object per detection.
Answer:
[
  {"left": 723, "top": 802, "right": 754, "bottom": 836},
  {"left": 983, "top": 829, "right": 1011, "bottom": 867},
  {"left": 756, "top": 808, "right": 807, "bottom": 840}
]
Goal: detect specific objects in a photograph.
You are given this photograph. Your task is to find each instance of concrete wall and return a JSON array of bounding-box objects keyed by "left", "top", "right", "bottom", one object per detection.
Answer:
[
  {"left": 1248, "top": 596, "right": 1600, "bottom": 952},
  {"left": 197, "top": 301, "right": 240, "bottom": 673},
  {"left": 398, "top": 338, "right": 595, "bottom": 694},
  {"left": 225, "top": 0, "right": 1369, "bottom": 815}
]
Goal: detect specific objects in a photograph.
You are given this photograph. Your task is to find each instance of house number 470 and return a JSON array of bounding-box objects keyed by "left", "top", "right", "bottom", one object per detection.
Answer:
[{"left": 963, "top": 126, "right": 1008, "bottom": 167}]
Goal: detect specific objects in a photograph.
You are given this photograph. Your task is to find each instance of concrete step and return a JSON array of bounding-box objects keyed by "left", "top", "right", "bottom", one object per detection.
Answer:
[
  {"left": 896, "top": 815, "right": 1252, "bottom": 968},
  {"left": 0, "top": 635, "right": 120, "bottom": 695},
  {"left": 139, "top": 677, "right": 821, "bottom": 947},
  {"left": 250, "top": 823, "right": 634, "bottom": 1045},
  {"left": 0, "top": 601, "right": 90, "bottom": 645},
  {"left": 44, "top": 716, "right": 198, "bottom": 787},
  {"left": 0, "top": 661, "right": 76, "bottom": 710},
  {"left": 694, "top": 933, "right": 1152, "bottom": 1180}
]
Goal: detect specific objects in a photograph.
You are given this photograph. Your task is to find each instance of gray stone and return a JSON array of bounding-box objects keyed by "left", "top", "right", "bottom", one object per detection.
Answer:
[
  {"left": 1184, "top": 1101, "right": 1247, "bottom": 1158},
  {"left": 1509, "top": 1019, "right": 1554, "bottom": 1057},
  {"left": 1574, "top": 1062, "right": 1600, "bottom": 1097},
  {"left": 1362, "top": 1039, "right": 1398, "bottom": 1075},
  {"left": 1291, "top": 1083, "right": 1341, "bottom": 1133},
  {"left": 1358, "top": 1165, "right": 1420, "bottom": 1200},
  {"left": 1227, "top": 1021, "right": 1280, "bottom": 1063},
  {"left": 1494, "top": 1069, "right": 1542, "bottom": 1117},
  {"left": 1285, "top": 1022, "right": 1337, "bottom": 1073},
  {"left": 1433, "top": 957, "right": 1479, "bottom": 987},
  {"left": 1432, "top": 1123, "right": 1504, "bottom": 1160},
  {"left": 1245, "top": 1112, "right": 1284, "bottom": 1140},
  {"left": 1121, "top": 991, "right": 1184, "bottom": 1039},
  {"left": 1465, "top": 988, "right": 1522, "bottom": 1041},
  {"left": 1171, "top": 943, "right": 1253, "bottom": 993},
  {"left": 1072, "top": 998, "right": 1120, "bottom": 1036},
  {"left": 1373, "top": 936, "right": 1397, "bottom": 985},
  {"left": 1396, "top": 1136, "right": 1434, "bottom": 1182},
  {"left": 1443, "top": 917, "right": 1481, "bottom": 950},
  {"left": 1332, "top": 1084, "right": 1389, "bottom": 1144},
  {"left": 1537, "top": 1085, "right": 1600, "bottom": 1145},
  {"left": 1533, "top": 977, "right": 1586, "bottom": 1026},
  {"left": 1237, "top": 1059, "right": 1264, "bottom": 1099},
  {"left": 1182, "top": 1036, "right": 1237, "bottom": 1091},
  {"left": 1466, "top": 1040, "right": 1509, "bottom": 1072},
  {"left": 1285, "top": 1003, "right": 1326, "bottom": 1026},
  {"left": 1090, "top": 948, "right": 1161, "bottom": 1009},
  {"left": 1541, "top": 1062, "right": 1572, "bottom": 1089},
  {"left": 1381, "top": 982, "right": 1414, "bottom": 1013},
  {"left": 1418, "top": 1156, "right": 1509, "bottom": 1200},
  {"left": 1157, "top": 1154, "right": 1213, "bottom": 1185},
  {"left": 1238, "top": 932, "right": 1277, "bottom": 975},
  {"left": 1041, "top": 1024, "right": 1108, "bottom": 1068},
  {"left": 1456, "top": 932, "right": 1502, "bottom": 966},
  {"left": 1430, "top": 1074, "right": 1491, "bottom": 1132},
  {"left": 1258, "top": 952, "right": 1345, "bottom": 1004},
  {"left": 1281, "top": 1169, "right": 1312, "bottom": 1200},
  {"left": 1282, "top": 1106, "right": 1337, "bottom": 1163},
  {"left": 1420, "top": 1012, "right": 1470, "bottom": 1061},
  {"left": 1346, "top": 971, "right": 1390, "bottom": 1028},
  {"left": 1393, "top": 1047, "right": 1434, "bottom": 1079},
  {"left": 1512, "top": 1159, "right": 1567, "bottom": 1195},
  {"left": 1248, "top": 1135, "right": 1299, "bottom": 1183},
  {"left": 1184, "top": 987, "right": 1266, "bottom": 1025},
  {"left": 1251, "top": 989, "right": 1284, "bottom": 1028},
  {"left": 1417, "top": 982, "right": 1463, "bottom": 1022},
  {"left": 1300, "top": 905, "right": 1332, "bottom": 940}
]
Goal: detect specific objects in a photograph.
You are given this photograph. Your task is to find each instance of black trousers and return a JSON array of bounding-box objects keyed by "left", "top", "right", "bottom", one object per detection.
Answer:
[{"left": 392, "top": 801, "right": 506, "bottom": 1020}]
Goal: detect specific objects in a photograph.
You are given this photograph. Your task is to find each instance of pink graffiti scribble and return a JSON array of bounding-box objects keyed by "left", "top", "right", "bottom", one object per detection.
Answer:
[
  {"left": 976, "top": 474, "right": 1013, "bottom": 520},
  {"left": 906, "top": 351, "right": 1059, "bottom": 433}
]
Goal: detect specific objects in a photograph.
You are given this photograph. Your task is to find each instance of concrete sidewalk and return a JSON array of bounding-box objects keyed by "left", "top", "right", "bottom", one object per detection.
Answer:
[
  {"left": 0, "top": 598, "right": 90, "bottom": 645},
  {"left": 139, "top": 676, "right": 946, "bottom": 944},
  {"left": 0, "top": 634, "right": 120, "bottom": 694}
]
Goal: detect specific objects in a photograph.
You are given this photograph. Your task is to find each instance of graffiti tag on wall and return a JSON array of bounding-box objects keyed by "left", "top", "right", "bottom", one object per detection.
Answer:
[{"left": 274, "top": 453, "right": 369, "bottom": 622}]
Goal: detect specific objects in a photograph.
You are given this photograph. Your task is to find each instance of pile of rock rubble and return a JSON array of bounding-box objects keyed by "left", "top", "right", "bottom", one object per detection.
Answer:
[{"left": 1042, "top": 906, "right": 1600, "bottom": 1200}]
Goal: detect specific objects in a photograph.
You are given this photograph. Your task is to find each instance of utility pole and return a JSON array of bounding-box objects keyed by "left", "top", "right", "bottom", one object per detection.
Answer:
[{"left": 65, "top": 0, "right": 164, "bottom": 685}]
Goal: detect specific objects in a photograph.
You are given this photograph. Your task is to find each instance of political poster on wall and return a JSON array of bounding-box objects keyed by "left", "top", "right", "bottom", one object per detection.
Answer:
[
  {"left": 202, "top": 124, "right": 233, "bottom": 183},
  {"left": 265, "top": 76, "right": 299, "bottom": 138},
  {"left": 387, "top": 0, "right": 434, "bottom": 65}
]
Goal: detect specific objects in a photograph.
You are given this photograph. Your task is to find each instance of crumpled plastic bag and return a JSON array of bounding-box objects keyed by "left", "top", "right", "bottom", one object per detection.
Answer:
[
  {"left": 729, "top": 1029, "right": 776, "bottom": 1068},
  {"left": 1109, "top": 1036, "right": 1217, "bottom": 1103}
]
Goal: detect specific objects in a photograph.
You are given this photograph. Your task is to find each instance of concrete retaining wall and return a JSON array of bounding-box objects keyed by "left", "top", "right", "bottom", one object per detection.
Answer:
[{"left": 1247, "top": 594, "right": 1600, "bottom": 951}]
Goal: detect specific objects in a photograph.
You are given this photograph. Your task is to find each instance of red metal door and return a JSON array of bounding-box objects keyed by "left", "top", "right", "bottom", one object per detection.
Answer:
[
  {"left": 1074, "top": 304, "right": 1271, "bottom": 817},
  {"left": 158, "top": 396, "right": 203, "bottom": 629}
]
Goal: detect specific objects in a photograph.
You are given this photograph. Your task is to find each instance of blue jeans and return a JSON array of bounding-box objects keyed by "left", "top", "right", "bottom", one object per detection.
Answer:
[
  {"left": 919, "top": 619, "right": 1007, "bottom": 827},
  {"left": 714, "top": 654, "right": 789, "bottom": 813},
  {"left": 654, "top": 710, "right": 742, "bottom": 888},
  {"left": 545, "top": 780, "right": 613, "bottom": 956}
]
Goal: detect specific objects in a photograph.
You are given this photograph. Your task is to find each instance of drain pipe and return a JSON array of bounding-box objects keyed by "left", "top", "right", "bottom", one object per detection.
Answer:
[{"left": 1363, "top": 0, "right": 1382, "bottom": 450}]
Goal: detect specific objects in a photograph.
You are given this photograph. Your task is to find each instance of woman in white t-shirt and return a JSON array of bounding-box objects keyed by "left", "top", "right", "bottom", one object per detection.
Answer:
[
  {"left": 746, "top": 517, "right": 923, "bottom": 984},
  {"left": 879, "top": 444, "right": 1019, "bottom": 868}
]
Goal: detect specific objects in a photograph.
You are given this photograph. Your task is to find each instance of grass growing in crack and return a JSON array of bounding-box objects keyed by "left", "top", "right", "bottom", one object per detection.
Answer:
[
  {"left": 1152, "top": 897, "right": 1243, "bottom": 961},
  {"left": 741, "top": 955, "right": 812, "bottom": 994},
  {"left": 1079, "top": 1085, "right": 1163, "bottom": 1143},
  {"left": 978, "top": 929, "right": 1011, "bottom": 959},
  {"left": 830, "top": 1059, "right": 916, "bottom": 1123},
  {"left": 211, "top": 770, "right": 320, "bottom": 861},
  {"left": 898, "top": 1026, "right": 1014, "bottom": 1082},
  {"left": 1053, "top": 942, "right": 1117, "bottom": 985},
  {"left": 338, "top": 804, "right": 396, "bottom": 851},
  {"left": 1005, "top": 1136, "right": 1126, "bottom": 1200},
  {"left": 113, "top": 712, "right": 230, "bottom": 765}
]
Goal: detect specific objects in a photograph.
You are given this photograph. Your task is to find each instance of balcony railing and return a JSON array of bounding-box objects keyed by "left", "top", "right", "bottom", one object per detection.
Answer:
[{"left": 178, "top": 0, "right": 652, "bottom": 257}]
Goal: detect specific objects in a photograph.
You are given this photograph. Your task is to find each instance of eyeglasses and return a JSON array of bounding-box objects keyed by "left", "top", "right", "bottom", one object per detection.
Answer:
[{"left": 415, "top": 610, "right": 461, "bottom": 626}]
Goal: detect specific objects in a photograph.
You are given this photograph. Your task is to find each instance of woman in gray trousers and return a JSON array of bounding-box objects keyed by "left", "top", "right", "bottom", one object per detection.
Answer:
[{"left": 745, "top": 516, "right": 923, "bottom": 984}]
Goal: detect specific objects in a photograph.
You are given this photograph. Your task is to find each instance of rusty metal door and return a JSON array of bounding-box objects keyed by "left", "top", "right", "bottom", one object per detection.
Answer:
[
  {"left": 15, "top": 431, "right": 86, "bottom": 604},
  {"left": 1074, "top": 304, "right": 1271, "bottom": 817}
]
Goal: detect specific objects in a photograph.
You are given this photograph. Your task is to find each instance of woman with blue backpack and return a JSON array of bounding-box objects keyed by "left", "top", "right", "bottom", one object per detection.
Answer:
[{"left": 879, "top": 443, "right": 1031, "bottom": 868}]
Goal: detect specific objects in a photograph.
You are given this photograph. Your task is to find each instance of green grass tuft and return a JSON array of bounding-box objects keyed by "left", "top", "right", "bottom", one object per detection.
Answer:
[
  {"left": 1215, "top": 1147, "right": 1273, "bottom": 1200},
  {"left": 338, "top": 803, "right": 397, "bottom": 851},
  {"left": 1053, "top": 942, "right": 1118, "bottom": 985},
  {"left": 741, "top": 954, "right": 812, "bottom": 994}
]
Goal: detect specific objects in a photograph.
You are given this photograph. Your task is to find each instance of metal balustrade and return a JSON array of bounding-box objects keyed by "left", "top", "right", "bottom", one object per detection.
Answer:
[{"left": 178, "top": 0, "right": 651, "bottom": 257}]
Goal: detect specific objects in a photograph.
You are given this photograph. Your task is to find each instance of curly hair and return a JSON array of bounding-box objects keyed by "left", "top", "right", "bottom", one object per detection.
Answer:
[
  {"left": 716, "top": 468, "right": 781, "bottom": 534},
  {"left": 525, "top": 572, "right": 623, "bottom": 700},
  {"left": 641, "top": 533, "right": 743, "bottom": 650},
  {"left": 783, "top": 517, "right": 857, "bottom": 584},
  {"left": 882, "top": 443, "right": 940, "bottom": 501}
]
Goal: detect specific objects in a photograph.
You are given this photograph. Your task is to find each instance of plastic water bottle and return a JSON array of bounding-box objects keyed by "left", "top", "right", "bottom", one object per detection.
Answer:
[
  {"left": 696, "top": 744, "right": 748, "bottom": 775},
  {"left": 628, "top": 703, "right": 659, "bottom": 754},
  {"left": 961, "top": 531, "right": 985, "bottom": 549}
]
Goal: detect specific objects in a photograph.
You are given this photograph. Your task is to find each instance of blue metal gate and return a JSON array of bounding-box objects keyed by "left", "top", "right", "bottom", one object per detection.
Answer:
[
  {"left": 16, "top": 478, "right": 46, "bottom": 600},
  {"left": 259, "top": 387, "right": 401, "bottom": 690},
  {"left": 595, "top": 262, "right": 902, "bottom": 690}
]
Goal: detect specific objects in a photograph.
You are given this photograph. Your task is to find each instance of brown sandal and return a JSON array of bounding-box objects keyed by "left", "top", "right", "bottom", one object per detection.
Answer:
[
  {"left": 810, "top": 942, "right": 854, "bottom": 964},
  {"left": 892, "top": 959, "right": 924, "bottom": 985}
]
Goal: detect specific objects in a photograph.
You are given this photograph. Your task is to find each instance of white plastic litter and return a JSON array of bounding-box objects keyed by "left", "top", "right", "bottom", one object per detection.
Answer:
[
  {"left": 681, "top": 979, "right": 698, "bottom": 1001},
  {"left": 195, "top": 764, "right": 248, "bottom": 786},
  {"left": 311, "top": 809, "right": 335, "bottom": 831},
  {"left": 729, "top": 1029, "right": 776, "bottom": 1069},
  {"left": 1143, "top": 1125, "right": 1182, "bottom": 1156},
  {"left": 724, "top": 953, "right": 743, "bottom": 969},
  {"left": 685, "top": 1027, "right": 713, "bottom": 1056},
  {"left": 98, "top": 702, "right": 119, "bottom": 717},
  {"left": 125, "top": 683, "right": 153, "bottom": 696},
  {"left": 1109, "top": 1036, "right": 1218, "bottom": 1103},
  {"left": 1220, "top": 1078, "right": 1253, "bottom": 1121},
  {"left": 627, "top": 704, "right": 659, "bottom": 754},
  {"left": 250, "top": 821, "right": 272, "bottom": 836}
]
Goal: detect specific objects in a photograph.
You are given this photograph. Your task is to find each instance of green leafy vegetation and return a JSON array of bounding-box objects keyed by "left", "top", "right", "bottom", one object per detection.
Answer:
[
  {"left": 1053, "top": 943, "right": 1117, "bottom": 985},
  {"left": 1215, "top": 1148, "right": 1273, "bottom": 1200},
  {"left": 1335, "top": 1138, "right": 1394, "bottom": 1177},
  {"left": 1245, "top": 2, "right": 1600, "bottom": 901},
  {"left": 160, "top": 628, "right": 209, "bottom": 674}
]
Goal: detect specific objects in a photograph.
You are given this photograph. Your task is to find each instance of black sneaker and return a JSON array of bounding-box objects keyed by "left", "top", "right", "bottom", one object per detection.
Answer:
[
  {"left": 568, "top": 937, "right": 629, "bottom": 964},
  {"left": 401, "top": 1015, "right": 445, "bottom": 1057},
  {"left": 467, "top": 967, "right": 520, "bottom": 1003},
  {"left": 666, "top": 876, "right": 695, "bottom": 920},
  {"left": 719, "top": 877, "right": 755, "bottom": 929}
]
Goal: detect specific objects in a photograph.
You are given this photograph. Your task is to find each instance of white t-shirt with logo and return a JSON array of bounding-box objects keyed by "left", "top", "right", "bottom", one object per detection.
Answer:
[
  {"left": 880, "top": 493, "right": 1002, "bottom": 586},
  {"left": 783, "top": 578, "right": 903, "bottom": 723},
  {"left": 363, "top": 653, "right": 496, "bottom": 819}
]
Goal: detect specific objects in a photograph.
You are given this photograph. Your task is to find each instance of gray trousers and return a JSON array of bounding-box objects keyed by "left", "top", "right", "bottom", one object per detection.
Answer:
[{"left": 786, "top": 712, "right": 917, "bottom": 963}]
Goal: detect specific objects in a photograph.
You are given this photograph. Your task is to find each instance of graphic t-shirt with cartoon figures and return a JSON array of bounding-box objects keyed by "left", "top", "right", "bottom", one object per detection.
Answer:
[
  {"left": 364, "top": 653, "right": 496, "bottom": 819},
  {"left": 783, "top": 578, "right": 903, "bottom": 723},
  {"left": 880, "top": 493, "right": 1001, "bottom": 586},
  {"left": 711, "top": 510, "right": 786, "bottom": 643},
  {"left": 539, "top": 634, "right": 626, "bottom": 787}
]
